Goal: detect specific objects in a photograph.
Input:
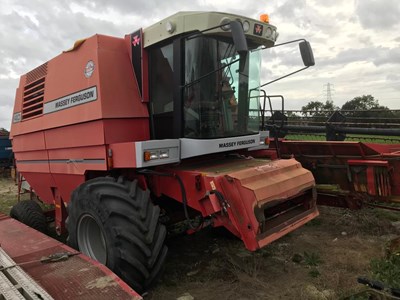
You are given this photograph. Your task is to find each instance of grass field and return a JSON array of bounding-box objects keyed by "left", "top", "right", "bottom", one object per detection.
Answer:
[{"left": 0, "top": 176, "right": 18, "bottom": 215}]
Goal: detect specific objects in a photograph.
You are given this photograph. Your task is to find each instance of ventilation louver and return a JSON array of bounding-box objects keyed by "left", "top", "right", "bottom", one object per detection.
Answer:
[{"left": 22, "top": 63, "right": 47, "bottom": 120}]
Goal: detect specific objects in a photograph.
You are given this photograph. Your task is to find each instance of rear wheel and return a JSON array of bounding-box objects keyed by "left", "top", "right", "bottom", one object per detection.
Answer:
[
  {"left": 10, "top": 200, "right": 47, "bottom": 233},
  {"left": 66, "top": 177, "right": 167, "bottom": 293}
]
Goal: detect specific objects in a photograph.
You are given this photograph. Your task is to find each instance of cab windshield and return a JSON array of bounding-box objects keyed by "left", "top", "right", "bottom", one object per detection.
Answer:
[{"left": 184, "top": 36, "right": 261, "bottom": 138}]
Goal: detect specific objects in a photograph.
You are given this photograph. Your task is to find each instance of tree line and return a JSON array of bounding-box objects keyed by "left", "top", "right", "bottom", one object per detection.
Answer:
[
  {"left": 299, "top": 95, "right": 400, "bottom": 120},
  {"left": 0, "top": 128, "right": 9, "bottom": 136}
]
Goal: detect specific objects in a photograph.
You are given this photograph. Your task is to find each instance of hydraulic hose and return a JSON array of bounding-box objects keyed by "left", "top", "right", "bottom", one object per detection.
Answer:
[{"left": 138, "top": 169, "right": 203, "bottom": 230}]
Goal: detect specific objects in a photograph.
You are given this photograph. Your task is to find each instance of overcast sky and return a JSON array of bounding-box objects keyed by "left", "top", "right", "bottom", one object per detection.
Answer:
[{"left": 0, "top": 0, "right": 399, "bottom": 130}]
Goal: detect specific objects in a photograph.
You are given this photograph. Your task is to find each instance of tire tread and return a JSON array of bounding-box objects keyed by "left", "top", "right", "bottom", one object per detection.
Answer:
[{"left": 66, "top": 176, "right": 167, "bottom": 292}]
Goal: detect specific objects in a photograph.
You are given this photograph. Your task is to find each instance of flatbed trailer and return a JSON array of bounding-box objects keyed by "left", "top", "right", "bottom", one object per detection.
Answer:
[{"left": 0, "top": 213, "right": 141, "bottom": 300}]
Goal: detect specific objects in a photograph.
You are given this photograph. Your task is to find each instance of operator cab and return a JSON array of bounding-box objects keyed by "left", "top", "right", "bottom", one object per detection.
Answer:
[
  {"left": 134, "top": 12, "right": 313, "bottom": 159},
  {"left": 151, "top": 35, "right": 263, "bottom": 139},
  {"left": 143, "top": 12, "right": 278, "bottom": 140}
]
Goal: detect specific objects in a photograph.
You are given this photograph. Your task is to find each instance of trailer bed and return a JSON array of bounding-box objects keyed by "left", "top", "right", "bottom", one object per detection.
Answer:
[{"left": 0, "top": 213, "right": 141, "bottom": 300}]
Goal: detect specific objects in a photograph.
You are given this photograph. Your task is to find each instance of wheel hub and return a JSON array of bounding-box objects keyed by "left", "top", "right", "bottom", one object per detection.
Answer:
[{"left": 77, "top": 214, "right": 107, "bottom": 264}]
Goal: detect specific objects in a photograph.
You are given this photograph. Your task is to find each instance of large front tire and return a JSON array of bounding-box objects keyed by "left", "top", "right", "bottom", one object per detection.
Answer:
[{"left": 66, "top": 177, "right": 167, "bottom": 293}]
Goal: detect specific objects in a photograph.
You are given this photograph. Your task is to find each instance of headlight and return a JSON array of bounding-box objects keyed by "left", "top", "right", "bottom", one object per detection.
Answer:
[
  {"left": 144, "top": 150, "right": 159, "bottom": 161},
  {"left": 159, "top": 149, "right": 170, "bottom": 159},
  {"left": 242, "top": 20, "right": 250, "bottom": 32},
  {"left": 274, "top": 30, "right": 279, "bottom": 41},
  {"left": 166, "top": 21, "right": 175, "bottom": 34},
  {"left": 265, "top": 27, "right": 273, "bottom": 38},
  {"left": 220, "top": 18, "right": 231, "bottom": 31}
]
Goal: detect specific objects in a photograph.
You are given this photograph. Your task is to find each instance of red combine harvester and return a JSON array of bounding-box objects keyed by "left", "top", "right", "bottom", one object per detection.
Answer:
[{"left": 9, "top": 11, "right": 318, "bottom": 292}]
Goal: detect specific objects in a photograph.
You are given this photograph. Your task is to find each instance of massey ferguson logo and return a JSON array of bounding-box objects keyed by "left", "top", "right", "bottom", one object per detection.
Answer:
[
  {"left": 253, "top": 24, "right": 263, "bottom": 36},
  {"left": 132, "top": 35, "right": 141, "bottom": 47},
  {"left": 219, "top": 139, "right": 256, "bottom": 148}
]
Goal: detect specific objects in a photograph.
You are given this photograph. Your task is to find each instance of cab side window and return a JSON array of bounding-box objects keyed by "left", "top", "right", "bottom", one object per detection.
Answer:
[{"left": 149, "top": 43, "right": 174, "bottom": 139}]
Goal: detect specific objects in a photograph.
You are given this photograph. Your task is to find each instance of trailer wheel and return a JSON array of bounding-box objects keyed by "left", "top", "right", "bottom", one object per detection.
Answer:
[
  {"left": 10, "top": 200, "right": 47, "bottom": 233},
  {"left": 66, "top": 177, "right": 167, "bottom": 293}
]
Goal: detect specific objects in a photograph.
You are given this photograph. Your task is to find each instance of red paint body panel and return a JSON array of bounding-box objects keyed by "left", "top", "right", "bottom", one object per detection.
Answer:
[
  {"left": 11, "top": 35, "right": 150, "bottom": 206},
  {"left": 153, "top": 156, "right": 318, "bottom": 251},
  {"left": 14, "top": 152, "right": 50, "bottom": 174},
  {"left": 51, "top": 174, "right": 85, "bottom": 205},
  {"left": 12, "top": 131, "right": 46, "bottom": 151},
  {"left": 19, "top": 173, "right": 56, "bottom": 204},
  {"left": 11, "top": 35, "right": 148, "bottom": 138},
  {"left": 47, "top": 147, "right": 107, "bottom": 174},
  {"left": 277, "top": 140, "right": 400, "bottom": 199},
  {"left": 348, "top": 160, "right": 389, "bottom": 167},
  {"left": 103, "top": 119, "right": 149, "bottom": 144},
  {"left": 13, "top": 150, "right": 49, "bottom": 161},
  {"left": 97, "top": 38, "right": 148, "bottom": 119},
  {"left": 110, "top": 142, "right": 137, "bottom": 168},
  {"left": 44, "top": 120, "right": 106, "bottom": 149},
  {"left": 0, "top": 213, "right": 141, "bottom": 299}
]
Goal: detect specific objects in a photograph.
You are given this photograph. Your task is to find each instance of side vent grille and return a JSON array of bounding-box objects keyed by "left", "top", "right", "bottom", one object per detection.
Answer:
[
  {"left": 22, "top": 76, "right": 45, "bottom": 120},
  {"left": 26, "top": 63, "right": 47, "bottom": 85}
]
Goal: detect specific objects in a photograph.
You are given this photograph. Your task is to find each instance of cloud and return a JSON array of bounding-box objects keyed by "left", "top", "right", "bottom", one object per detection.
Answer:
[
  {"left": 69, "top": 0, "right": 263, "bottom": 25},
  {"left": 1, "top": 0, "right": 400, "bottom": 130},
  {"left": 355, "top": 0, "right": 400, "bottom": 30},
  {"left": 325, "top": 46, "right": 400, "bottom": 67},
  {"left": 0, "top": 105, "right": 13, "bottom": 130},
  {"left": 0, "top": 78, "right": 19, "bottom": 106},
  {"left": 275, "top": 0, "right": 307, "bottom": 20},
  {"left": 0, "top": 7, "right": 121, "bottom": 77},
  {"left": 387, "top": 74, "right": 400, "bottom": 81}
]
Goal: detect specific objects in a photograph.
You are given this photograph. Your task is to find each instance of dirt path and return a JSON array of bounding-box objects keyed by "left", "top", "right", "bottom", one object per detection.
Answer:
[{"left": 0, "top": 177, "right": 398, "bottom": 299}]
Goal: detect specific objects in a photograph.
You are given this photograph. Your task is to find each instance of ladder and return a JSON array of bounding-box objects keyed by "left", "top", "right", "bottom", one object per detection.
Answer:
[
  {"left": 17, "top": 173, "right": 35, "bottom": 202},
  {"left": 0, "top": 247, "right": 54, "bottom": 300}
]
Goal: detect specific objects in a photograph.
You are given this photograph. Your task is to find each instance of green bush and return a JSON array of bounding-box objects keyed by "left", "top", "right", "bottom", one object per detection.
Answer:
[
  {"left": 370, "top": 254, "right": 400, "bottom": 289},
  {"left": 303, "top": 251, "right": 322, "bottom": 267}
]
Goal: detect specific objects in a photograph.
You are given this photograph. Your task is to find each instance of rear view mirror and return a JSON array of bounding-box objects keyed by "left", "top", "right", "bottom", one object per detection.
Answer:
[
  {"left": 299, "top": 41, "right": 315, "bottom": 67},
  {"left": 256, "top": 38, "right": 315, "bottom": 89},
  {"left": 230, "top": 20, "right": 248, "bottom": 56}
]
